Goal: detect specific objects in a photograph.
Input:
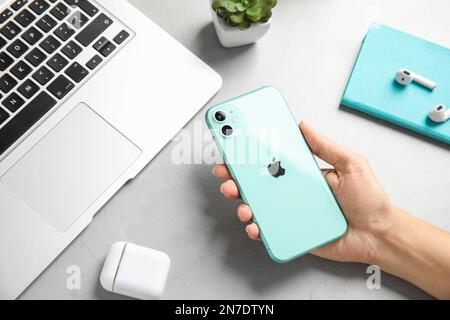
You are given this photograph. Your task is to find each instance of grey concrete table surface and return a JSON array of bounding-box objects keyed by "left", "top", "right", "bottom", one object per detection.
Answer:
[{"left": 20, "top": 0, "right": 450, "bottom": 300}]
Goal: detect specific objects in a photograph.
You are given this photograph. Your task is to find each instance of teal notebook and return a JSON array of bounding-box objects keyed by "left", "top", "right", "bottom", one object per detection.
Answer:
[{"left": 342, "top": 24, "right": 450, "bottom": 144}]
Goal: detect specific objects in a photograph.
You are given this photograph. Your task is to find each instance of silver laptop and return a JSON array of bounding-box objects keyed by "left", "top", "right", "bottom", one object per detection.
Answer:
[{"left": 0, "top": 0, "right": 221, "bottom": 299}]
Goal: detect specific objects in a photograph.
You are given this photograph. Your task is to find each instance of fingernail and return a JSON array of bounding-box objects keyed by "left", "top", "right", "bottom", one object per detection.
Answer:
[
  {"left": 246, "top": 225, "right": 250, "bottom": 233},
  {"left": 237, "top": 208, "right": 244, "bottom": 220},
  {"left": 220, "top": 182, "right": 226, "bottom": 194},
  {"left": 212, "top": 167, "right": 216, "bottom": 175}
]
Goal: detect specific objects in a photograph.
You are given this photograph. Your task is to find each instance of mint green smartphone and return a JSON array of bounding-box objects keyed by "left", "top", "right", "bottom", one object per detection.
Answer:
[{"left": 205, "top": 86, "right": 347, "bottom": 263}]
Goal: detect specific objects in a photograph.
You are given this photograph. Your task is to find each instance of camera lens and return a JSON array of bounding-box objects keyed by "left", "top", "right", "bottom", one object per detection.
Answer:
[
  {"left": 214, "top": 111, "right": 226, "bottom": 122},
  {"left": 222, "top": 125, "right": 233, "bottom": 137}
]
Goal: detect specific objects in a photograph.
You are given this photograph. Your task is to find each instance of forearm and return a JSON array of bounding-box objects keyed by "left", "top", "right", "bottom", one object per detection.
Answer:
[{"left": 374, "top": 208, "right": 450, "bottom": 299}]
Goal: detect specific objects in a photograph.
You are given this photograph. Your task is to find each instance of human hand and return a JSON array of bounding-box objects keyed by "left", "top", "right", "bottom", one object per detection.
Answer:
[{"left": 213, "top": 122, "right": 398, "bottom": 265}]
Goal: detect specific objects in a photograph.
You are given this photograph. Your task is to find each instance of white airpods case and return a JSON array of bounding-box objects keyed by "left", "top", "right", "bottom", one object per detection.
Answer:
[{"left": 100, "top": 242, "right": 171, "bottom": 300}]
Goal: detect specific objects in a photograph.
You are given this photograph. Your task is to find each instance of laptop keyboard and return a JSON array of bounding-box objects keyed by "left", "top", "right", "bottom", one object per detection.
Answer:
[{"left": 0, "top": 0, "right": 134, "bottom": 156}]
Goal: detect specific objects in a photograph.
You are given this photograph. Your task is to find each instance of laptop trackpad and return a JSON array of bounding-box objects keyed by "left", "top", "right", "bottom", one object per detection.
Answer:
[{"left": 1, "top": 103, "right": 142, "bottom": 232}]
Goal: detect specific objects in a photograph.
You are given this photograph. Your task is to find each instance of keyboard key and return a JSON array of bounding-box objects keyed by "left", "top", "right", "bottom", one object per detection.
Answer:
[
  {"left": 0, "top": 91, "right": 57, "bottom": 155},
  {"left": 10, "top": 60, "right": 32, "bottom": 79},
  {"left": 1, "top": 21, "right": 22, "bottom": 40},
  {"left": 0, "top": 107, "right": 10, "bottom": 126},
  {"left": 32, "top": 65, "right": 54, "bottom": 85},
  {"left": 0, "top": 51, "right": 14, "bottom": 71},
  {"left": 79, "top": 0, "right": 98, "bottom": 17},
  {"left": 47, "top": 74, "right": 74, "bottom": 99},
  {"left": 0, "top": 9, "right": 13, "bottom": 24},
  {"left": 2, "top": 92, "right": 25, "bottom": 112},
  {"left": 39, "top": 34, "right": 60, "bottom": 53},
  {"left": 29, "top": 0, "right": 50, "bottom": 16},
  {"left": 75, "top": 13, "right": 113, "bottom": 46},
  {"left": 67, "top": 11, "right": 88, "bottom": 29},
  {"left": 54, "top": 22, "right": 75, "bottom": 41},
  {"left": 93, "top": 36, "right": 108, "bottom": 51},
  {"left": 65, "top": 61, "right": 88, "bottom": 83},
  {"left": 50, "top": 2, "right": 70, "bottom": 20},
  {"left": 0, "top": 36, "right": 6, "bottom": 49},
  {"left": 18, "top": 79, "right": 39, "bottom": 99},
  {"left": 21, "top": 26, "right": 43, "bottom": 45},
  {"left": 61, "top": 40, "right": 82, "bottom": 59},
  {"left": 7, "top": 39, "right": 29, "bottom": 58},
  {"left": 36, "top": 14, "right": 56, "bottom": 32},
  {"left": 47, "top": 52, "right": 67, "bottom": 71},
  {"left": 64, "top": 0, "right": 98, "bottom": 17},
  {"left": 98, "top": 41, "right": 115, "bottom": 57},
  {"left": 85, "top": 54, "right": 102, "bottom": 70},
  {"left": 14, "top": 9, "right": 36, "bottom": 27},
  {"left": 11, "top": 0, "right": 29, "bottom": 11},
  {"left": 25, "top": 47, "right": 46, "bottom": 66},
  {"left": 113, "top": 30, "right": 130, "bottom": 45},
  {"left": 0, "top": 74, "right": 18, "bottom": 93}
]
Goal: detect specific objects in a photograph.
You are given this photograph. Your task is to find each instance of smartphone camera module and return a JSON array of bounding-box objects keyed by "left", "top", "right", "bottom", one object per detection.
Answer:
[
  {"left": 221, "top": 125, "right": 233, "bottom": 137},
  {"left": 214, "top": 111, "right": 227, "bottom": 123}
]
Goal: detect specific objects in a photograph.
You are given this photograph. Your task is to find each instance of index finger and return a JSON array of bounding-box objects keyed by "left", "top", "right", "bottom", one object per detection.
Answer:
[{"left": 213, "top": 164, "right": 233, "bottom": 180}]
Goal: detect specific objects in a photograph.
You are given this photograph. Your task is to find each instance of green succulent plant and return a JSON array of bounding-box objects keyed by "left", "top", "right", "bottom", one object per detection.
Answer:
[{"left": 212, "top": 0, "right": 277, "bottom": 30}]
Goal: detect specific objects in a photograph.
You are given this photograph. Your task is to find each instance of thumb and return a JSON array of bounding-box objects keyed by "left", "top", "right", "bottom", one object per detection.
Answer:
[{"left": 300, "top": 122, "right": 353, "bottom": 173}]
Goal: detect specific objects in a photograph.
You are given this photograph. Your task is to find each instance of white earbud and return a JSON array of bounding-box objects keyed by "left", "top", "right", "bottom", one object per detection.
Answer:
[
  {"left": 428, "top": 105, "right": 450, "bottom": 123},
  {"left": 395, "top": 69, "right": 437, "bottom": 90}
]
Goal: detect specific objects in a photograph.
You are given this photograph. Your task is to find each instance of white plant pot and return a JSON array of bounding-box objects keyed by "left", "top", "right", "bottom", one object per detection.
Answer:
[{"left": 210, "top": 1, "right": 271, "bottom": 48}]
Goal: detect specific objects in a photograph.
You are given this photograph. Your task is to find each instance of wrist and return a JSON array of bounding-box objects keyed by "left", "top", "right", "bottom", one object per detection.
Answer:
[
  {"left": 369, "top": 206, "right": 412, "bottom": 267},
  {"left": 368, "top": 207, "right": 450, "bottom": 299}
]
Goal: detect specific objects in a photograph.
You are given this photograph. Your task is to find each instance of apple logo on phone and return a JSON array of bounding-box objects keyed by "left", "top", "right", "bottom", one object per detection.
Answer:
[{"left": 268, "top": 158, "right": 285, "bottom": 178}]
